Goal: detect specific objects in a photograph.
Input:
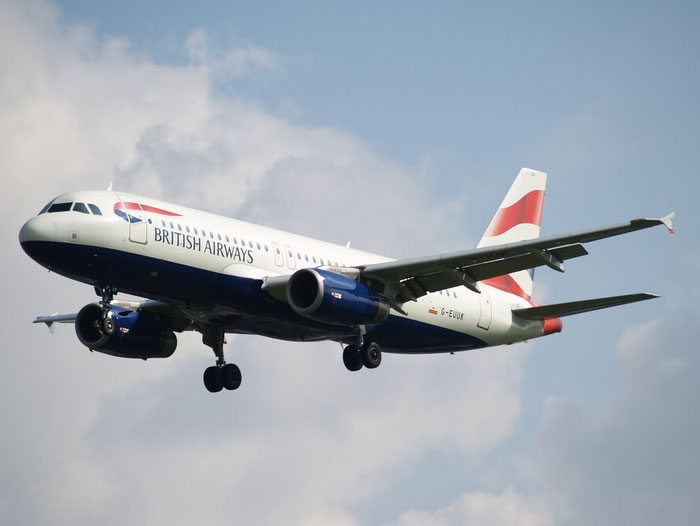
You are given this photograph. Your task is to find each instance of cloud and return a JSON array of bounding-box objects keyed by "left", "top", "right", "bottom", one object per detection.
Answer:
[
  {"left": 385, "top": 489, "right": 553, "bottom": 526},
  {"left": 0, "top": 2, "right": 522, "bottom": 525},
  {"left": 536, "top": 315, "right": 700, "bottom": 525}
]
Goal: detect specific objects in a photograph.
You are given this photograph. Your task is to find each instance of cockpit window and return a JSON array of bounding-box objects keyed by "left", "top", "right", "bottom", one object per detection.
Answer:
[
  {"left": 48, "top": 202, "right": 73, "bottom": 213},
  {"left": 88, "top": 204, "right": 102, "bottom": 215},
  {"left": 73, "top": 202, "right": 89, "bottom": 214},
  {"left": 38, "top": 199, "right": 56, "bottom": 215}
]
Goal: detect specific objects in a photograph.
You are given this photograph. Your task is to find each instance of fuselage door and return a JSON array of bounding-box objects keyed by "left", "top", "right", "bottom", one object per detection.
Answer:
[
  {"left": 116, "top": 195, "right": 148, "bottom": 245},
  {"left": 284, "top": 244, "right": 296, "bottom": 270},
  {"left": 477, "top": 289, "right": 492, "bottom": 330},
  {"left": 272, "top": 241, "right": 284, "bottom": 267}
]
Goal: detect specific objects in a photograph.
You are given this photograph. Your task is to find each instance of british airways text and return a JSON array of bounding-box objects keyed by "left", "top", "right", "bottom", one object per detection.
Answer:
[{"left": 154, "top": 227, "right": 254, "bottom": 264}]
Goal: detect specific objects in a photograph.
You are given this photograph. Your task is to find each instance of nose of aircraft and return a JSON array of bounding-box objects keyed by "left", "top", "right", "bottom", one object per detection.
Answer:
[{"left": 19, "top": 215, "right": 56, "bottom": 246}]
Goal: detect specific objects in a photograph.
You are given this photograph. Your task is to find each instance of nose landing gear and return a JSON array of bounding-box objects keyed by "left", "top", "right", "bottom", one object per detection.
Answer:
[{"left": 94, "top": 284, "right": 118, "bottom": 335}]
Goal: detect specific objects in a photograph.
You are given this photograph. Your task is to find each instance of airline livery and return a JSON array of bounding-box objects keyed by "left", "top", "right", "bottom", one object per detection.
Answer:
[{"left": 19, "top": 169, "right": 674, "bottom": 393}]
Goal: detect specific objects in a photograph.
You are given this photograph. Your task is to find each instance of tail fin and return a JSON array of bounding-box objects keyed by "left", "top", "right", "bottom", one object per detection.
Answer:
[{"left": 478, "top": 168, "right": 548, "bottom": 302}]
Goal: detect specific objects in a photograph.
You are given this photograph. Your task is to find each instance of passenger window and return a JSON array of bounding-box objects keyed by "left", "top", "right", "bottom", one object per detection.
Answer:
[
  {"left": 275, "top": 247, "right": 280, "bottom": 254},
  {"left": 186, "top": 226, "right": 190, "bottom": 233},
  {"left": 88, "top": 204, "right": 102, "bottom": 215},
  {"left": 288, "top": 250, "right": 293, "bottom": 258},
  {"left": 209, "top": 232, "right": 214, "bottom": 239},
  {"left": 225, "top": 235, "right": 229, "bottom": 242},
  {"left": 305, "top": 255, "right": 309, "bottom": 262},
  {"left": 249, "top": 241, "right": 253, "bottom": 248},
  {"left": 161, "top": 220, "right": 166, "bottom": 227},
  {"left": 73, "top": 202, "right": 89, "bottom": 214},
  {"left": 312, "top": 256, "right": 317, "bottom": 264},
  {"left": 169, "top": 222, "right": 174, "bottom": 229},
  {"left": 48, "top": 202, "right": 72, "bottom": 213},
  {"left": 257, "top": 243, "right": 261, "bottom": 250},
  {"left": 297, "top": 253, "right": 301, "bottom": 260},
  {"left": 265, "top": 245, "right": 269, "bottom": 252},
  {"left": 178, "top": 224, "right": 182, "bottom": 231},
  {"left": 193, "top": 227, "right": 198, "bottom": 235},
  {"left": 217, "top": 233, "right": 221, "bottom": 241}
]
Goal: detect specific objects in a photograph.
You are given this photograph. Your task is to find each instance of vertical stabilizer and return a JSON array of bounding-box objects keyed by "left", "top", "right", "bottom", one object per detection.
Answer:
[{"left": 478, "top": 168, "right": 548, "bottom": 302}]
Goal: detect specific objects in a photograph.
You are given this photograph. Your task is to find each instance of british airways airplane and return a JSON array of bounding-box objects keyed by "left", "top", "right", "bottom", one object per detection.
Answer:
[{"left": 19, "top": 169, "right": 674, "bottom": 393}]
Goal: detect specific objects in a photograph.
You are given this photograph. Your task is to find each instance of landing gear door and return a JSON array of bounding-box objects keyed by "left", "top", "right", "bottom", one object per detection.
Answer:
[
  {"left": 477, "top": 289, "right": 492, "bottom": 330},
  {"left": 116, "top": 195, "right": 148, "bottom": 245}
]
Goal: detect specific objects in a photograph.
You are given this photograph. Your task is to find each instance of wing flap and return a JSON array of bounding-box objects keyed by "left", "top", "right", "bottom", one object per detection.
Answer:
[{"left": 512, "top": 293, "right": 659, "bottom": 320}]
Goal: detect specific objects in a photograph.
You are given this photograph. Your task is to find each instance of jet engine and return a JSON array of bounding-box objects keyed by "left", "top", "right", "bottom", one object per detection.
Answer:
[
  {"left": 287, "top": 268, "right": 389, "bottom": 326},
  {"left": 75, "top": 303, "right": 177, "bottom": 359}
]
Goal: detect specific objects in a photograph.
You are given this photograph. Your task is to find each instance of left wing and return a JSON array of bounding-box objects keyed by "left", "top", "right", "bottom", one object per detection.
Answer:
[{"left": 360, "top": 213, "right": 675, "bottom": 305}]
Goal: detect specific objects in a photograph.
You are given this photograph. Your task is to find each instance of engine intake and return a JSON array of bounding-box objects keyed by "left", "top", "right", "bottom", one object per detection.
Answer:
[
  {"left": 75, "top": 303, "right": 177, "bottom": 359},
  {"left": 287, "top": 268, "right": 389, "bottom": 326}
]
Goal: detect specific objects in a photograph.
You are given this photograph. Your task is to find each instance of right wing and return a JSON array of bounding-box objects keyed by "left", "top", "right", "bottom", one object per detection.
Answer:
[{"left": 34, "top": 300, "right": 192, "bottom": 333}]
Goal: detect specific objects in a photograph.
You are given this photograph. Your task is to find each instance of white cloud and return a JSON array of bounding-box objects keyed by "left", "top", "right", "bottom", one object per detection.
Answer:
[
  {"left": 386, "top": 489, "right": 553, "bottom": 526},
  {"left": 536, "top": 315, "right": 700, "bottom": 525}
]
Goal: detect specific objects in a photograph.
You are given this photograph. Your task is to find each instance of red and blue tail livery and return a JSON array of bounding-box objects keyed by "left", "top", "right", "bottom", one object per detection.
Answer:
[{"left": 19, "top": 168, "right": 674, "bottom": 393}]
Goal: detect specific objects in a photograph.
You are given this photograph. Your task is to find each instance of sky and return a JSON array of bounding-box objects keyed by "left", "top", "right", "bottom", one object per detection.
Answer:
[{"left": 1, "top": 1, "right": 699, "bottom": 524}]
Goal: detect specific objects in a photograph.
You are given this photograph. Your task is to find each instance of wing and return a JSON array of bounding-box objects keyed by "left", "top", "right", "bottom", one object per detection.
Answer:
[
  {"left": 360, "top": 213, "right": 675, "bottom": 306},
  {"left": 33, "top": 300, "right": 192, "bottom": 333}
]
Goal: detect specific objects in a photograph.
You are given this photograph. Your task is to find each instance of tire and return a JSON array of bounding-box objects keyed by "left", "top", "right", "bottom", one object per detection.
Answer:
[
  {"left": 342, "top": 345, "right": 363, "bottom": 372},
  {"left": 203, "top": 366, "right": 223, "bottom": 393},
  {"left": 360, "top": 342, "right": 382, "bottom": 369},
  {"left": 102, "top": 317, "right": 115, "bottom": 335},
  {"left": 220, "top": 363, "right": 242, "bottom": 391}
]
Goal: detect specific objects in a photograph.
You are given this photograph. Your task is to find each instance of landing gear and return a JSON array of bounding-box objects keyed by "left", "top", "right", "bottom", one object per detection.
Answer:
[
  {"left": 343, "top": 345, "right": 363, "bottom": 371},
  {"left": 94, "top": 284, "right": 118, "bottom": 335},
  {"left": 342, "top": 341, "right": 382, "bottom": 371},
  {"left": 201, "top": 325, "right": 242, "bottom": 393},
  {"left": 360, "top": 342, "right": 382, "bottom": 369}
]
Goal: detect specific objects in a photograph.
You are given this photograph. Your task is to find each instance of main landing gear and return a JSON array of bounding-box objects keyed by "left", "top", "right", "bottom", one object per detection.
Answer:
[
  {"left": 342, "top": 341, "right": 382, "bottom": 372},
  {"left": 201, "top": 326, "right": 242, "bottom": 393}
]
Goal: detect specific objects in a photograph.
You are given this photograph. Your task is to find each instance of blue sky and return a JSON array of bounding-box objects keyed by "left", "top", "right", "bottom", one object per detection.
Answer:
[{"left": 2, "top": 1, "right": 699, "bottom": 525}]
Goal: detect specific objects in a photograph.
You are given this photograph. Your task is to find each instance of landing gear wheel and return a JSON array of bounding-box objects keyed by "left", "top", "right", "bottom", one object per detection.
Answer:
[
  {"left": 203, "top": 366, "right": 223, "bottom": 393},
  {"left": 102, "top": 317, "right": 115, "bottom": 335},
  {"left": 360, "top": 342, "right": 382, "bottom": 369},
  {"left": 220, "top": 363, "right": 242, "bottom": 390},
  {"left": 343, "top": 345, "right": 363, "bottom": 372}
]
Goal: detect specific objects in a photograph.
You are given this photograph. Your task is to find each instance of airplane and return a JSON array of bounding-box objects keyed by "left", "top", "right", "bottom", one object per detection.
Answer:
[{"left": 19, "top": 168, "right": 675, "bottom": 393}]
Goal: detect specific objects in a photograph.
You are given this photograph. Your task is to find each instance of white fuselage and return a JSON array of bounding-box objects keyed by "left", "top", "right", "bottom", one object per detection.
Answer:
[{"left": 20, "top": 190, "right": 548, "bottom": 352}]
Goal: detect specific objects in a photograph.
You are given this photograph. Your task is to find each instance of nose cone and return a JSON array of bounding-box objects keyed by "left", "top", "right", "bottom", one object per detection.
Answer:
[{"left": 19, "top": 215, "right": 56, "bottom": 252}]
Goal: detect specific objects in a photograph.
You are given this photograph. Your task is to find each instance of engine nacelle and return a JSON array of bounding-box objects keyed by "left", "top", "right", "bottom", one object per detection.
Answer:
[
  {"left": 75, "top": 303, "right": 177, "bottom": 359},
  {"left": 287, "top": 268, "right": 389, "bottom": 326}
]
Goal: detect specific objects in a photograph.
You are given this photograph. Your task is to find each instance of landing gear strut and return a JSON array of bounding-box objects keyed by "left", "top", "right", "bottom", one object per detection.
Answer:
[
  {"left": 94, "top": 284, "right": 118, "bottom": 335},
  {"left": 342, "top": 340, "right": 382, "bottom": 372},
  {"left": 202, "top": 325, "right": 242, "bottom": 393}
]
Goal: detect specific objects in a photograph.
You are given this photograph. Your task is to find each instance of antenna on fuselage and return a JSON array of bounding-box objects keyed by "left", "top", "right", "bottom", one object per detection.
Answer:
[
  {"left": 346, "top": 241, "right": 351, "bottom": 248},
  {"left": 107, "top": 181, "right": 113, "bottom": 191}
]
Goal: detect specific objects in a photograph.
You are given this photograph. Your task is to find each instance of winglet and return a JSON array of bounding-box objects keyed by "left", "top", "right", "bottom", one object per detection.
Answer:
[{"left": 660, "top": 211, "right": 675, "bottom": 234}]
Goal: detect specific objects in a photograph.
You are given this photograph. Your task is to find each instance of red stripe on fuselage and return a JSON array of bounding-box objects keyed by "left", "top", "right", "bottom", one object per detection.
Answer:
[
  {"left": 114, "top": 202, "right": 182, "bottom": 216},
  {"left": 485, "top": 190, "right": 545, "bottom": 237},
  {"left": 482, "top": 274, "right": 532, "bottom": 303}
]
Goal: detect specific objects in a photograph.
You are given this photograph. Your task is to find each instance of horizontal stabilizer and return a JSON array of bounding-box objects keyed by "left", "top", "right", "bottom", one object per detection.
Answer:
[{"left": 512, "top": 293, "right": 659, "bottom": 320}]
